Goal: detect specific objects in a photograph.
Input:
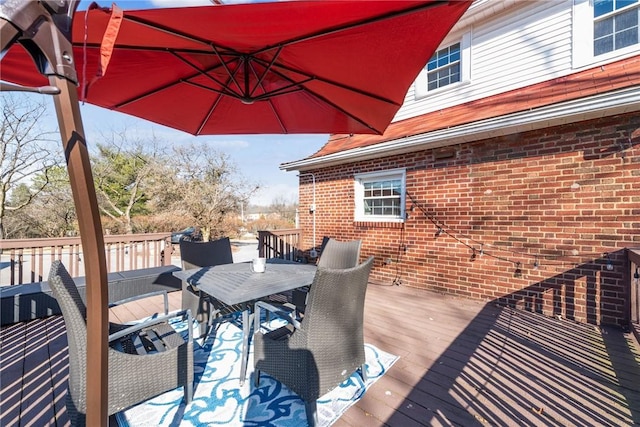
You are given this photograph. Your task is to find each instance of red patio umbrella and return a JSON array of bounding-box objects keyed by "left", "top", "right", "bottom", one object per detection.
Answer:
[
  {"left": 0, "top": 1, "right": 472, "bottom": 425},
  {"left": 2, "top": 0, "right": 472, "bottom": 135}
]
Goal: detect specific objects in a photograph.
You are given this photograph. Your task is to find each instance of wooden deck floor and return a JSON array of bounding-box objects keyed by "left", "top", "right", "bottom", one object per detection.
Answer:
[{"left": 2, "top": 284, "right": 640, "bottom": 426}]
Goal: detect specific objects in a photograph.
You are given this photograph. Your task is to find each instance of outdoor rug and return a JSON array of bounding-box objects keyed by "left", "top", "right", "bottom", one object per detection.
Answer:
[{"left": 115, "top": 315, "right": 397, "bottom": 427}]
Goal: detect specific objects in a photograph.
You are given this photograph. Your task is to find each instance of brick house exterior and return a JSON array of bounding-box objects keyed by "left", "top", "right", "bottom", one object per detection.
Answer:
[{"left": 282, "top": 1, "right": 640, "bottom": 327}]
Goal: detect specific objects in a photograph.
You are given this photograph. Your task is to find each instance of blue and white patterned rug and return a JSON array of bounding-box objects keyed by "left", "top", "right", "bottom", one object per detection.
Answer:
[{"left": 115, "top": 315, "right": 397, "bottom": 427}]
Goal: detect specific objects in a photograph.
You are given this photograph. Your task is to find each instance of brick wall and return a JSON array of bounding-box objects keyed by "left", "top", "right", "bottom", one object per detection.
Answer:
[{"left": 298, "top": 112, "right": 640, "bottom": 326}]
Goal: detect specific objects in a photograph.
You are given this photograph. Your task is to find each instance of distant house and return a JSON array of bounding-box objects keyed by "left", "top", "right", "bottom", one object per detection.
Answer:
[{"left": 281, "top": 0, "right": 640, "bottom": 327}]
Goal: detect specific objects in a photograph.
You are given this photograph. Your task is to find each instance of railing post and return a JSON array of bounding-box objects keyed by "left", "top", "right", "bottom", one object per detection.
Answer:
[
  {"left": 257, "top": 231, "right": 266, "bottom": 258},
  {"left": 627, "top": 248, "right": 640, "bottom": 342},
  {"left": 162, "top": 238, "right": 173, "bottom": 266}
]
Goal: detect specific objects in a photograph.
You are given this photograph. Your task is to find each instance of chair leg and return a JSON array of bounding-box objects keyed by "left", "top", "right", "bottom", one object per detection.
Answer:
[
  {"left": 305, "top": 400, "right": 318, "bottom": 427},
  {"left": 360, "top": 363, "right": 368, "bottom": 383},
  {"left": 254, "top": 369, "right": 261, "bottom": 387},
  {"left": 184, "top": 382, "right": 192, "bottom": 404}
]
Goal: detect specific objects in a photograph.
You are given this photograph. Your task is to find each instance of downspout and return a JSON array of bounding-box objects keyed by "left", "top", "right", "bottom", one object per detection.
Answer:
[{"left": 298, "top": 172, "right": 317, "bottom": 258}]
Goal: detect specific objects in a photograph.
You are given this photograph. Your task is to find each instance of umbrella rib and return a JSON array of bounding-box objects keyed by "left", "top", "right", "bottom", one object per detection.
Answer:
[
  {"left": 249, "top": 83, "right": 308, "bottom": 102},
  {"left": 247, "top": 45, "right": 283, "bottom": 99},
  {"left": 252, "top": 1, "right": 448, "bottom": 55},
  {"left": 266, "top": 99, "right": 287, "bottom": 134},
  {"left": 196, "top": 91, "right": 225, "bottom": 136},
  {"left": 245, "top": 57, "right": 386, "bottom": 133},
  {"left": 117, "top": 13, "right": 239, "bottom": 53},
  {"left": 211, "top": 45, "right": 246, "bottom": 100},
  {"left": 173, "top": 50, "right": 245, "bottom": 99},
  {"left": 182, "top": 79, "right": 238, "bottom": 98},
  {"left": 276, "top": 73, "right": 383, "bottom": 133},
  {"left": 113, "top": 51, "right": 242, "bottom": 108},
  {"left": 255, "top": 68, "right": 382, "bottom": 134},
  {"left": 250, "top": 55, "right": 399, "bottom": 107}
]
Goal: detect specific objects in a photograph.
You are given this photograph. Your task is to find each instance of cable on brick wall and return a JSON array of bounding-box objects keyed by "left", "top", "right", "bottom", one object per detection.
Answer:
[
  {"left": 405, "top": 191, "right": 613, "bottom": 270},
  {"left": 392, "top": 223, "right": 406, "bottom": 286}
]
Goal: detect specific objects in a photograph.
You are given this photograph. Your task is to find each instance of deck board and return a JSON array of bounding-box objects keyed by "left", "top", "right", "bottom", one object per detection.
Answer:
[
  {"left": 1, "top": 321, "right": 26, "bottom": 427},
  {"left": 23, "top": 324, "right": 54, "bottom": 427},
  {"left": 3, "top": 284, "right": 640, "bottom": 426}
]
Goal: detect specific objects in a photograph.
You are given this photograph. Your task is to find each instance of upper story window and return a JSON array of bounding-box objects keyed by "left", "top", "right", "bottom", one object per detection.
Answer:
[
  {"left": 414, "top": 32, "right": 471, "bottom": 99},
  {"left": 354, "top": 169, "right": 406, "bottom": 223},
  {"left": 574, "top": 0, "right": 640, "bottom": 68},
  {"left": 427, "top": 43, "right": 461, "bottom": 90},
  {"left": 594, "top": 0, "right": 639, "bottom": 55}
]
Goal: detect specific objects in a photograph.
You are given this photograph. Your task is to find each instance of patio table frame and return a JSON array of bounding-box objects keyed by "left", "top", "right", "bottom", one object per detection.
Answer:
[{"left": 173, "top": 259, "right": 316, "bottom": 383}]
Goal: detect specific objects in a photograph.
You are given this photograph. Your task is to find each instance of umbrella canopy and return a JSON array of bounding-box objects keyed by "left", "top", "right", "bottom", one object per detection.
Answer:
[{"left": 1, "top": 0, "right": 472, "bottom": 135}]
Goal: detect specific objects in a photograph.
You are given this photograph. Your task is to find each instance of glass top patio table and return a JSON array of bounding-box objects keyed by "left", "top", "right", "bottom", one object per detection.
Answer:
[{"left": 173, "top": 259, "right": 317, "bottom": 384}]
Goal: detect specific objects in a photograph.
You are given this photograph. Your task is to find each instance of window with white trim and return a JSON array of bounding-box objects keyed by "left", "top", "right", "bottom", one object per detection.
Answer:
[
  {"left": 573, "top": 0, "right": 640, "bottom": 68},
  {"left": 427, "top": 43, "right": 461, "bottom": 90},
  {"left": 594, "top": 0, "right": 639, "bottom": 55},
  {"left": 415, "top": 32, "right": 471, "bottom": 99},
  {"left": 354, "top": 169, "right": 406, "bottom": 222}
]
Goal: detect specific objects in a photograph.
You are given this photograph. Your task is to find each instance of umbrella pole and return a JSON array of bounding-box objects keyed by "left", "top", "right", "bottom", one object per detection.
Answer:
[
  {"left": 1, "top": 3, "right": 109, "bottom": 424},
  {"left": 49, "top": 75, "right": 110, "bottom": 427}
]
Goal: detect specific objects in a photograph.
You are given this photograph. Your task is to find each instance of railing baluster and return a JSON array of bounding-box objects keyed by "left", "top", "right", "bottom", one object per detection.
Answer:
[
  {"left": 18, "top": 250, "right": 23, "bottom": 285},
  {"left": 37, "top": 247, "right": 44, "bottom": 282}
]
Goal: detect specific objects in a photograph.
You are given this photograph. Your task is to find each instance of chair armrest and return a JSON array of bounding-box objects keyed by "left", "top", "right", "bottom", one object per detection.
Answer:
[
  {"left": 109, "top": 290, "right": 169, "bottom": 315},
  {"left": 108, "top": 309, "right": 192, "bottom": 343},
  {"left": 253, "top": 300, "right": 301, "bottom": 333}
]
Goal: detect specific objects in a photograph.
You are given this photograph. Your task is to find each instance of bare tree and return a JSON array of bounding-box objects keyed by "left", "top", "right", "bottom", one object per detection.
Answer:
[
  {"left": 17, "top": 166, "right": 77, "bottom": 238},
  {"left": 0, "top": 95, "right": 60, "bottom": 239},
  {"left": 159, "top": 143, "right": 258, "bottom": 241},
  {"left": 269, "top": 195, "right": 298, "bottom": 224}
]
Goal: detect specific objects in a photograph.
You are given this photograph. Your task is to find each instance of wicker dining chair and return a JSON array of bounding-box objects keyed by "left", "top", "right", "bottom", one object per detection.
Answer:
[
  {"left": 253, "top": 256, "right": 374, "bottom": 426},
  {"left": 48, "top": 261, "right": 193, "bottom": 426},
  {"left": 317, "top": 238, "right": 362, "bottom": 269},
  {"left": 179, "top": 237, "right": 239, "bottom": 337},
  {"left": 291, "top": 238, "right": 362, "bottom": 313}
]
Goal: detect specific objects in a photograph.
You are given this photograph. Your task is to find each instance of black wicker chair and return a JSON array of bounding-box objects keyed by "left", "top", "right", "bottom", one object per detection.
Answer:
[
  {"left": 179, "top": 237, "right": 241, "bottom": 337},
  {"left": 253, "top": 256, "right": 374, "bottom": 426},
  {"left": 48, "top": 261, "right": 193, "bottom": 426},
  {"left": 317, "top": 238, "right": 362, "bottom": 269},
  {"left": 291, "top": 238, "right": 362, "bottom": 313}
]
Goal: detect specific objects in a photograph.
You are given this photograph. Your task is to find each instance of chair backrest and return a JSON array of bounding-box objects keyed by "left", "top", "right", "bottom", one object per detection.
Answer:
[
  {"left": 317, "top": 238, "right": 362, "bottom": 269},
  {"left": 303, "top": 256, "right": 374, "bottom": 348},
  {"left": 179, "top": 237, "right": 233, "bottom": 270},
  {"left": 48, "top": 261, "right": 88, "bottom": 406}
]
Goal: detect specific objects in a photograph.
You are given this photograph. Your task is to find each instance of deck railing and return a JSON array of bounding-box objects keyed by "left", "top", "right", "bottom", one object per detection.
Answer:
[
  {"left": 0, "top": 233, "right": 174, "bottom": 286},
  {"left": 257, "top": 229, "right": 303, "bottom": 261},
  {"left": 628, "top": 248, "right": 640, "bottom": 335}
]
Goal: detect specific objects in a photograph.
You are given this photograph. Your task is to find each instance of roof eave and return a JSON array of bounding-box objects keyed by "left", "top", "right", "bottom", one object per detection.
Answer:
[{"left": 280, "top": 86, "right": 640, "bottom": 172}]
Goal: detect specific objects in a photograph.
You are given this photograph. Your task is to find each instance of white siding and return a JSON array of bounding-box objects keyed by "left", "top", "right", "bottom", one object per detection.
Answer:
[{"left": 394, "top": 0, "right": 638, "bottom": 123}]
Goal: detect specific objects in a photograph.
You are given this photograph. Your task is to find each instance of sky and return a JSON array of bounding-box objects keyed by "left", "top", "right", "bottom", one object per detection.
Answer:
[{"left": 21, "top": 0, "right": 329, "bottom": 206}]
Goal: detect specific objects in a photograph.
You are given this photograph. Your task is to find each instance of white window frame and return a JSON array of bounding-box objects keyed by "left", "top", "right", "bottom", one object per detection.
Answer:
[
  {"left": 354, "top": 169, "right": 406, "bottom": 223},
  {"left": 573, "top": 0, "right": 640, "bottom": 69},
  {"left": 415, "top": 31, "right": 471, "bottom": 99}
]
